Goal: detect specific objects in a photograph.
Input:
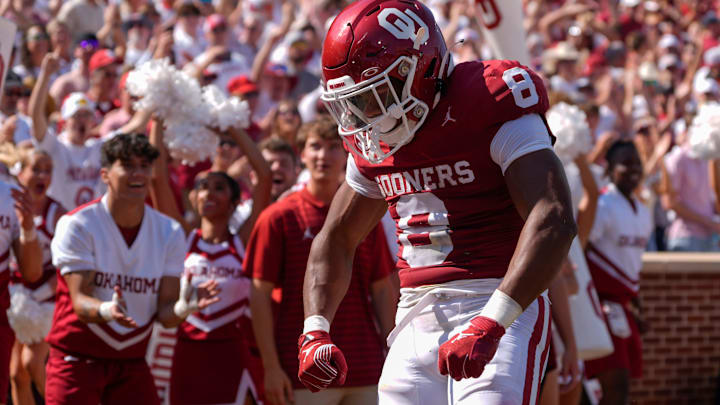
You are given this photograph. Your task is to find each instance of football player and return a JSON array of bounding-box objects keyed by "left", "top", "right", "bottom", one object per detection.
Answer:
[{"left": 297, "top": 0, "right": 577, "bottom": 404}]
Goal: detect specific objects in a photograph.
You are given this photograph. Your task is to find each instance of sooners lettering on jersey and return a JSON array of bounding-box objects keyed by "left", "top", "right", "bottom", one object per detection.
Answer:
[
  {"left": 585, "top": 184, "right": 652, "bottom": 303},
  {"left": 48, "top": 196, "right": 186, "bottom": 359},
  {"left": 349, "top": 60, "right": 551, "bottom": 288},
  {"left": 181, "top": 230, "right": 251, "bottom": 340}
]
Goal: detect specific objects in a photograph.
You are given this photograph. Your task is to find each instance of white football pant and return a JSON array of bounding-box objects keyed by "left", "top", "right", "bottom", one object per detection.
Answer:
[{"left": 378, "top": 292, "right": 551, "bottom": 405}]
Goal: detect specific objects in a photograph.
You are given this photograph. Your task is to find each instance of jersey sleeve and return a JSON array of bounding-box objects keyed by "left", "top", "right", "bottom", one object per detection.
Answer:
[
  {"left": 243, "top": 207, "right": 285, "bottom": 285},
  {"left": 163, "top": 221, "right": 186, "bottom": 277},
  {"left": 477, "top": 60, "right": 551, "bottom": 129},
  {"left": 489, "top": 113, "right": 553, "bottom": 174},
  {"left": 345, "top": 155, "right": 384, "bottom": 199},
  {"left": 51, "top": 215, "right": 96, "bottom": 274}
]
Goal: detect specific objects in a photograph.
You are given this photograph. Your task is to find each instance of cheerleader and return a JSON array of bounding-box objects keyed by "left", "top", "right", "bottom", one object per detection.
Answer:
[
  {"left": 584, "top": 141, "right": 652, "bottom": 405},
  {"left": 7, "top": 146, "right": 66, "bottom": 405},
  {"left": 149, "top": 118, "right": 271, "bottom": 405}
]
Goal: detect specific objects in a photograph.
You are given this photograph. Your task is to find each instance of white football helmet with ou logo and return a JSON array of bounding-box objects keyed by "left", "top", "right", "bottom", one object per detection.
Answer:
[{"left": 321, "top": 0, "right": 451, "bottom": 164}]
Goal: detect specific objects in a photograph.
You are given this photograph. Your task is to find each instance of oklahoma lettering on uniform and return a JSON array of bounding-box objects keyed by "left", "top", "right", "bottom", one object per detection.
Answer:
[{"left": 48, "top": 196, "right": 185, "bottom": 359}]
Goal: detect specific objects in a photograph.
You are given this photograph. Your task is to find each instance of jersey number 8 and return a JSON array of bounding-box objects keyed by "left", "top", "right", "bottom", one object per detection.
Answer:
[{"left": 502, "top": 67, "right": 539, "bottom": 108}]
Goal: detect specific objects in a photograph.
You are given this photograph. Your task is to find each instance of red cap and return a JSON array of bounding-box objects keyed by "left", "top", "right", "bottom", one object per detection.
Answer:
[
  {"left": 227, "top": 75, "right": 258, "bottom": 95},
  {"left": 89, "top": 49, "right": 121, "bottom": 74},
  {"left": 205, "top": 14, "right": 227, "bottom": 32}
]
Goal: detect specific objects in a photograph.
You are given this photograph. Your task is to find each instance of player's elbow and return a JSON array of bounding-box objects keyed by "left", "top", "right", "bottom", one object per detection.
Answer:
[{"left": 543, "top": 203, "right": 578, "bottom": 246}]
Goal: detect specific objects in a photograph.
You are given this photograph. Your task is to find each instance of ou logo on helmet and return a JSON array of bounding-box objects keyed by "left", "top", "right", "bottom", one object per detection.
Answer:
[{"left": 377, "top": 8, "right": 429, "bottom": 44}]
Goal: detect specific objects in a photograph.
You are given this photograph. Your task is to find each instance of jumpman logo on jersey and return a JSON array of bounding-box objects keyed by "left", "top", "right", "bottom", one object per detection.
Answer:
[
  {"left": 442, "top": 106, "right": 456, "bottom": 127},
  {"left": 303, "top": 227, "right": 315, "bottom": 240}
]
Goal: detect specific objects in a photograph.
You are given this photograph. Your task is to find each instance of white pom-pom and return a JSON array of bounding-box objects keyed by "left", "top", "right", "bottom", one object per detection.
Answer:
[
  {"left": 202, "top": 85, "right": 251, "bottom": 131},
  {"left": 547, "top": 102, "right": 593, "bottom": 164},
  {"left": 127, "top": 59, "right": 216, "bottom": 164},
  {"left": 164, "top": 121, "right": 219, "bottom": 165},
  {"left": 688, "top": 103, "right": 720, "bottom": 160},
  {"left": 7, "top": 285, "right": 55, "bottom": 345}
]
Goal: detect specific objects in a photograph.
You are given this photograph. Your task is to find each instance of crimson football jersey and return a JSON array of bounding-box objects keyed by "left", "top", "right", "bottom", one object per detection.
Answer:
[{"left": 348, "top": 60, "right": 552, "bottom": 288}]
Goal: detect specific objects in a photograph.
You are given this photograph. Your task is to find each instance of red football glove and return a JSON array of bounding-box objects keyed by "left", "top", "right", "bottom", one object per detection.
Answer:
[
  {"left": 297, "top": 331, "right": 347, "bottom": 392},
  {"left": 438, "top": 316, "right": 505, "bottom": 381}
]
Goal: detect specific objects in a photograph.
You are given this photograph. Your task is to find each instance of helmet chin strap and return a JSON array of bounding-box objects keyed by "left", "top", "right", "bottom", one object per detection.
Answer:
[{"left": 432, "top": 40, "right": 461, "bottom": 108}]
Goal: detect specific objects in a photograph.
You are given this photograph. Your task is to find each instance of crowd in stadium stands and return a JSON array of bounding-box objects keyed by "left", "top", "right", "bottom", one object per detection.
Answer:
[{"left": 0, "top": 0, "right": 719, "bottom": 404}]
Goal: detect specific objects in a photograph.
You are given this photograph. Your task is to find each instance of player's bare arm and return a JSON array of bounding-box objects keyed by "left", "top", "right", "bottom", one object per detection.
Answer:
[
  {"left": 64, "top": 271, "right": 138, "bottom": 328},
  {"left": 156, "top": 275, "right": 221, "bottom": 328},
  {"left": 500, "top": 148, "right": 577, "bottom": 308},
  {"left": 303, "top": 183, "right": 388, "bottom": 322}
]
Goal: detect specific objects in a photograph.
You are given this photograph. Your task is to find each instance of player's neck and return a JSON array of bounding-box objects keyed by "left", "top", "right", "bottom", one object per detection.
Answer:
[
  {"left": 306, "top": 178, "right": 341, "bottom": 204},
  {"left": 200, "top": 217, "right": 231, "bottom": 244},
  {"left": 106, "top": 194, "right": 145, "bottom": 228}
]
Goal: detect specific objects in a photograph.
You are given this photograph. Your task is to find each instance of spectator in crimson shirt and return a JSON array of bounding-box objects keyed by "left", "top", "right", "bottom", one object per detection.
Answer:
[{"left": 245, "top": 117, "right": 397, "bottom": 405}]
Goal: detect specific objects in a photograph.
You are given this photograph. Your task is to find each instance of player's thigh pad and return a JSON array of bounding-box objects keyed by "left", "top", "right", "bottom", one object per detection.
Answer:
[
  {"left": 450, "top": 295, "right": 552, "bottom": 405},
  {"left": 378, "top": 299, "right": 465, "bottom": 405}
]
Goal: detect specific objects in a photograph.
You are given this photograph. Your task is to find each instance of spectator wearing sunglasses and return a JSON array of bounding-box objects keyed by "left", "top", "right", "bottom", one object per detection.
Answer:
[
  {"left": 186, "top": 14, "right": 251, "bottom": 94},
  {"left": 49, "top": 33, "right": 99, "bottom": 105},
  {"left": 270, "top": 30, "right": 319, "bottom": 99},
  {"left": 12, "top": 25, "right": 51, "bottom": 83},
  {"left": 0, "top": 72, "right": 33, "bottom": 145},
  {"left": 123, "top": 15, "right": 153, "bottom": 66}
]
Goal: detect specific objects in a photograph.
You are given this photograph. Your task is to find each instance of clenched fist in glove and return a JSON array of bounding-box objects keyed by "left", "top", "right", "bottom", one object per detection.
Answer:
[
  {"left": 297, "top": 330, "right": 347, "bottom": 392},
  {"left": 438, "top": 289, "right": 523, "bottom": 381},
  {"left": 438, "top": 316, "right": 505, "bottom": 380}
]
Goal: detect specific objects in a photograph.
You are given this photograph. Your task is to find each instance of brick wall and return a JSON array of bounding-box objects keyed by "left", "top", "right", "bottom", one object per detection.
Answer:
[{"left": 630, "top": 253, "right": 720, "bottom": 404}]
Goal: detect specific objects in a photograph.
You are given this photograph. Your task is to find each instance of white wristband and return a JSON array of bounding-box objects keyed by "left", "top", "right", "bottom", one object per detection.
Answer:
[
  {"left": 303, "top": 315, "right": 330, "bottom": 334},
  {"left": 99, "top": 301, "right": 114, "bottom": 322},
  {"left": 480, "top": 290, "right": 523, "bottom": 329},
  {"left": 173, "top": 299, "right": 197, "bottom": 319},
  {"left": 19, "top": 227, "right": 37, "bottom": 243}
]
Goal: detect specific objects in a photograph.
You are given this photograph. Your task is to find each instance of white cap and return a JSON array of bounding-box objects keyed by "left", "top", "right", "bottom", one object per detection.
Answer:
[
  {"left": 644, "top": 1, "right": 660, "bottom": 12},
  {"left": 704, "top": 46, "right": 720, "bottom": 66},
  {"left": 61, "top": 92, "right": 96, "bottom": 120},
  {"left": 658, "top": 53, "right": 680, "bottom": 70},
  {"left": 658, "top": 34, "right": 680, "bottom": 50},
  {"left": 621, "top": 0, "right": 641, "bottom": 7},
  {"left": 694, "top": 76, "right": 720, "bottom": 95},
  {"left": 547, "top": 41, "right": 580, "bottom": 61}
]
